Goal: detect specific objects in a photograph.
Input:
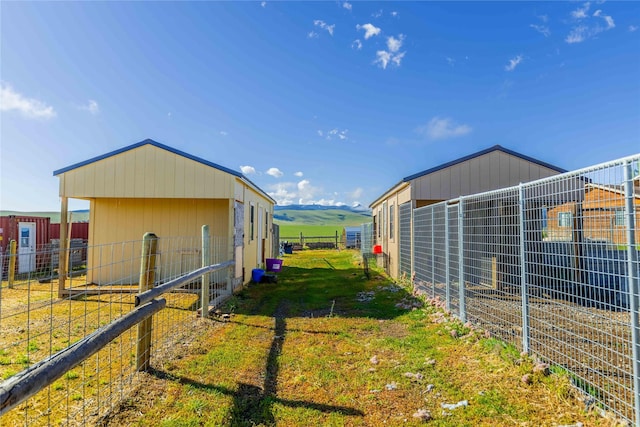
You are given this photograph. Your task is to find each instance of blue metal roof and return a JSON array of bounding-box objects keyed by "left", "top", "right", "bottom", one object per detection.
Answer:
[
  {"left": 402, "top": 145, "right": 567, "bottom": 182},
  {"left": 52, "top": 139, "right": 244, "bottom": 178}
]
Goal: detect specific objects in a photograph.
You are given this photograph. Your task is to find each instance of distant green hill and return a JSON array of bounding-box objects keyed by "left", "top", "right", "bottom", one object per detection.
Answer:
[
  {"left": 0, "top": 210, "right": 90, "bottom": 223},
  {"left": 274, "top": 206, "right": 371, "bottom": 238}
]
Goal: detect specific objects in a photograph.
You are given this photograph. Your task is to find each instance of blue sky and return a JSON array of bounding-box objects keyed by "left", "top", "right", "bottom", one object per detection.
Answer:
[{"left": 1, "top": 1, "right": 639, "bottom": 212}]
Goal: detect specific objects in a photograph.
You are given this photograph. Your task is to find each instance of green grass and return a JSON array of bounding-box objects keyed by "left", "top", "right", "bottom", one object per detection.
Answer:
[
  {"left": 277, "top": 224, "right": 346, "bottom": 239},
  {"left": 100, "top": 249, "right": 604, "bottom": 427}
]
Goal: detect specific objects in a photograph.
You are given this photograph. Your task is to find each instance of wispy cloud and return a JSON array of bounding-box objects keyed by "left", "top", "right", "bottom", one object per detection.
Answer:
[
  {"left": 505, "top": 55, "right": 523, "bottom": 71},
  {"left": 630, "top": 25, "right": 639, "bottom": 33},
  {"left": 80, "top": 99, "right": 100, "bottom": 115},
  {"left": 294, "top": 171, "right": 304, "bottom": 177},
  {"left": 324, "top": 128, "right": 349, "bottom": 141},
  {"left": 356, "top": 23, "right": 381, "bottom": 39},
  {"left": 391, "top": 11, "right": 399, "bottom": 18},
  {"left": 266, "top": 167, "right": 284, "bottom": 178},
  {"left": 313, "top": 20, "right": 335, "bottom": 36},
  {"left": 261, "top": 1, "right": 266, "bottom": 7},
  {"left": 0, "top": 83, "right": 56, "bottom": 119},
  {"left": 375, "top": 35, "right": 406, "bottom": 69},
  {"left": 571, "top": 2, "right": 590, "bottom": 20},
  {"left": 566, "top": 3, "right": 615, "bottom": 43},
  {"left": 308, "top": 31, "right": 319, "bottom": 39},
  {"left": 446, "top": 57, "right": 455, "bottom": 66},
  {"left": 220, "top": 131, "right": 228, "bottom": 136},
  {"left": 352, "top": 39, "right": 363, "bottom": 50},
  {"left": 372, "top": 9, "right": 383, "bottom": 19},
  {"left": 416, "top": 116, "right": 472, "bottom": 140},
  {"left": 530, "top": 24, "right": 551, "bottom": 37},
  {"left": 343, "top": 2, "right": 352, "bottom": 11},
  {"left": 240, "top": 165, "right": 256, "bottom": 175}
]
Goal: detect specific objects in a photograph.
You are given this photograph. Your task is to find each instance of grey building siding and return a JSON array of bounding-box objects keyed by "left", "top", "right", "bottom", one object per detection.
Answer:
[{"left": 411, "top": 151, "right": 563, "bottom": 201}]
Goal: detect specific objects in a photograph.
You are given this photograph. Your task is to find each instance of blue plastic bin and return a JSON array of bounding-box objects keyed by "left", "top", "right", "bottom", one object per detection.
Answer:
[{"left": 251, "top": 268, "right": 265, "bottom": 283}]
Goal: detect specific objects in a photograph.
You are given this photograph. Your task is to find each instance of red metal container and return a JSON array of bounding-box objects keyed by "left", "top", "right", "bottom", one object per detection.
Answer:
[
  {"left": 50, "top": 222, "right": 89, "bottom": 240},
  {"left": 0, "top": 215, "right": 52, "bottom": 276}
]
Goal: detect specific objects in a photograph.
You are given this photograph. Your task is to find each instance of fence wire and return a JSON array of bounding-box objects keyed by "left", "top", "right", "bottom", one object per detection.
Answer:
[
  {"left": 0, "top": 234, "right": 231, "bottom": 426},
  {"left": 402, "top": 155, "right": 640, "bottom": 424}
]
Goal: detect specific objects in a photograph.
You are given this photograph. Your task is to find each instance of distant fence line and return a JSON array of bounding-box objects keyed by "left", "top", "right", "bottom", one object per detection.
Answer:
[
  {"left": 0, "top": 228, "right": 234, "bottom": 425},
  {"left": 280, "top": 230, "right": 362, "bottom": 250},
  {"left": 362, "top": 154, "right": 640, "bottom": 425}
]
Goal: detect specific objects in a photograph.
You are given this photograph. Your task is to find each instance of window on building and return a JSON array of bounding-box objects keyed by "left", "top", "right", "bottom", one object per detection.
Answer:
[
  {"left": 558, "top": 212, "right": 572, "bottom": 228},
  {"left": 614, "top": 209, "right": 626, "bottom": 226},
  {"left": 250, "top": 204, "right": 255, "bottom": 241},
  {"left": 389, "top": 204, "right": 395, "bottom": 240}
]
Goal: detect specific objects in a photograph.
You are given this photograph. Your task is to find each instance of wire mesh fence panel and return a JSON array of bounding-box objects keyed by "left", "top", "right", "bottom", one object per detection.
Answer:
[
  {"left": 398, "top": 202, "right": 412, "bottom": 280},
  {"left": 461, "top": 188, "right": 523, "bottom": 347},
  {"left": 413, "top": 205, "right": 434, "bottom": 297},
  {"left": 0, "top": 233, "right": 233, "bottom": 426},
  {"left": 361, "top": 223, "right": 374, "bottom": 256},
  {"left": 432, "top": 203, "right": 448, "bottom": 303},
  {"left": 448, "top": 203, "right": 460, "bottom": 314},
  {"left": 521, "top": 157, "right": 639, "bottom": 423}
]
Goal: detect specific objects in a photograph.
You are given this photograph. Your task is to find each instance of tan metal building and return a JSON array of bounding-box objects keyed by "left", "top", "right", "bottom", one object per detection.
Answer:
[
  {"left": 369, "top": 145, "right": 566, "bottom": 279},
  {"left": 53, "top": 139, "right": 275, "bottom": 286}
]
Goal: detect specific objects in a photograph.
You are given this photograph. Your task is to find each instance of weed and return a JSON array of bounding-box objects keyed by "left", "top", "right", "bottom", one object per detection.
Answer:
[{"left": 65, "top": 371, "right": 80, "bottom": 380}]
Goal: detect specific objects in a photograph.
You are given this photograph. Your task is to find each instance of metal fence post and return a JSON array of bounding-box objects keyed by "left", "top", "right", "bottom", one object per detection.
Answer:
[
  {"left": 8, "top": 240, "right": 16, "bottom": 288},
  {"left": 136, "top": 232, "right": 158, "bottom": 371},
  {"left": 623, "top": 161, "right": 640, "bottom": 427},
  {"left": 518, "top": 184, "right": 530, "bottom": 353},
  {"left": 411, "top": 201, "right": 415, "bottom": 288},
  {"left": 458, "top": 199, "right": 466, "bottom": 322},
  {"left": 201, "top": 225, "right": 210, "bottom": 317},
  {"left": 431, "top": 207, "right": 435, "bottom": 298},
  {"left": 445, "top": 203, "right": 451, "bottom": 311}
]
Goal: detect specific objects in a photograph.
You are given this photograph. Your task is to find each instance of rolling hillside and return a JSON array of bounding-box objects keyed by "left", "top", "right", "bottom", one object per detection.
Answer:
[{"left": 274, "top": 205, "right": 371, "bottom": 237}]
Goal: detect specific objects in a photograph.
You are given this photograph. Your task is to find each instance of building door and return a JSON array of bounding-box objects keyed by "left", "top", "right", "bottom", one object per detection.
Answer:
[
  {"left": 18, "top": 222, "right": 36, "bottom": 273},
  {"left": 234, "top": 202, "right": 244, "bottom": 283},
  {"left": 257, "top": 207, "right": 263, "bottom": 265}
]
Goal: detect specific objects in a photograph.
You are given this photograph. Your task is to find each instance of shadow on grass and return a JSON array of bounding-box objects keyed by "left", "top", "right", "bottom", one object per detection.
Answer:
[{"left": 149, "top": 301, "right": 364, "bottom": 426}]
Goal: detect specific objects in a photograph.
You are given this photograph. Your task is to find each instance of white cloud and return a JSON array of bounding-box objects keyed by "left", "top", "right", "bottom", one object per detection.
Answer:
[
  {"left": 343, "top": 2, "right": 352, "bottom": 11},
  {"left": 352, "top": 39, "right": 363, "bottom": 50},
  {"left": 530, "top": 24, "right": 550, "bottom": 37},
  {"left": 80, "top": 99, "right": 100, "bottom": 115},
  {"left": 372, "top": 9, "right": 383, "bottom": 18},
  {"left": 417, "top": 116, "right": 472, "bottom": 140},
  {"left": 391, "top": 11, "right": 398, "bottom": 17},
  {"left": 566, "top": 4, "right": 615, "bottom": 43},
  {"left": 220, "top": 131, "right": 228, "bottom": 136},
  {"left": 294, "top": 171, "right": 304, "bottom": 177},
  {"left": 0, "top": 83, "right": 56, "bottom": 119},
  {"left": 387, "top": 34, "right": 404, "bottom": 52},
  {"left": 571, "top": 2, "right": 590, "bottom": 20},
  {"left": 266, "top": 167, "right": 284, "bottom": 178},
  {"left": 267, "top": 182, "right": 296, "bottom": 206},
  {"left": 374, "top": 35, "right": 406, "bottom": 69},
  {"left": 240, "top": 165, "right": 256, "bottom": 175},
  {"left": 308, "top": 31, "right": 319, "bottom": 39},
  {"left": 314, "top": 20, "right": 335, "bottom": 36},
  {"left": 317, "top": 130, "right": 323, "bottom": 137},
  {"left": 630, "top": 25, "right": 639, "bottom": 33},
  {"left": 261, "top": 1, "right": 266, "bottom": 7},
  {"left": 566, "top": 25, "right": 587, "bottom": 43},
  {"left": 505, "top": 55, "right": 523, "bottom": 71},
  {"left": 356, "top": 23, "right": 381, "bottom": 39},
  {"left": 324, "top": 128, "right": 349, "bottom": 141}
]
